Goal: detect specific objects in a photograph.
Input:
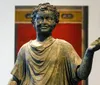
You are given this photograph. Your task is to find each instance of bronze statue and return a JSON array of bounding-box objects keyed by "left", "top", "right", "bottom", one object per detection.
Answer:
[{"left": 8, "top": 3, "right": 100, "bottom": 85}]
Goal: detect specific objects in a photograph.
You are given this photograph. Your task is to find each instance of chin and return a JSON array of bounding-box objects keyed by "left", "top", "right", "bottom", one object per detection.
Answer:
[
  {"left": 41, "top": 29, "right": 49, "bottom": 32},
  {"left": 41, "top": 30, "right": 52, "bottom": 35}
]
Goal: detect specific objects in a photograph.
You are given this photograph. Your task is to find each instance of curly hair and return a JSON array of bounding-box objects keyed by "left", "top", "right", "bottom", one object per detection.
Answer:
[{"left": 31, "top": 3, "right": 59, "bottom": 23}]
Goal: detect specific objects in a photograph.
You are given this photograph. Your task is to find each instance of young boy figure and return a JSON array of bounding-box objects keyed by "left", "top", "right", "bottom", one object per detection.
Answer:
[{"left": 8, "top": 3, "right": 100, "bottom": 85}]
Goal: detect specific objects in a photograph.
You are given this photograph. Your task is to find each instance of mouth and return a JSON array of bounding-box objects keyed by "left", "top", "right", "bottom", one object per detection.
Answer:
[
  {"left": 41, "top": 25, "right": 50, "bottom": 29},
  {"left": 41, "top": 26, "right": 48, "bottom": 29},
  {"left": 40, "top": 26, "right": 50, "bottom": 31}
]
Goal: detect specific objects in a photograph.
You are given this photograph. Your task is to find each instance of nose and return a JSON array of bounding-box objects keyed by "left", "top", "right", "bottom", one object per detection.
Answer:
[{"left": 43, "top": 18, "right": 47, "bottom": 23}]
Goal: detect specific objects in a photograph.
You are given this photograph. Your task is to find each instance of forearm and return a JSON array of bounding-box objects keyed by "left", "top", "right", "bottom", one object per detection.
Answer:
[{"left": 77, "top": 49, "right": 94, "bottom": 80}]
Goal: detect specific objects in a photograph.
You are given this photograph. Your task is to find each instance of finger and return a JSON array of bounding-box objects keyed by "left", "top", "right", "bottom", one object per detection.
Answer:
[
  {"left": 91, "top": 40, "right": 98, "bottom": 46},
  {"left": 91, "top": 38, "right": 100, "bottom": 46},
  {"left": 98, "top": 37, "right": 100, "bottom": 43},
  {"left": 98, "top": 37, "right": 100, "bottom": 39}
]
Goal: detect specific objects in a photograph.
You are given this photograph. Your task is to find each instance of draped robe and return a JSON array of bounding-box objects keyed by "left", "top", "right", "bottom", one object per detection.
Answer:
[{"left": 11, "top": 36, "right": 82, "bottom": 85}]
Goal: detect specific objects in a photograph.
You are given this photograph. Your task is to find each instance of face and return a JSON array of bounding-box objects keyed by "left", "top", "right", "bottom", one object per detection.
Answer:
[{"left": 33, "top": 10, "right": 57, "bottom": 34}]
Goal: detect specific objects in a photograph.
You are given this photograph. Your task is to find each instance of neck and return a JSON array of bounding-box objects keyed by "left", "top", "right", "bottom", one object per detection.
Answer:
[{"left": 36, "top": 32, "right": 52, "bottom": 42}]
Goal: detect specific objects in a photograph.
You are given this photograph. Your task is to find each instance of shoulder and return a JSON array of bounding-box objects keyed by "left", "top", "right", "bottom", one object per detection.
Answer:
[
  {"left": 56, "top": 39, "right": 75, "bottom": 52},
  {"left": 18, "top": 40, "right": 32, "bottom": 54},
  {"left": 56, "top": 39, "right": 73, "bottom": 47}
]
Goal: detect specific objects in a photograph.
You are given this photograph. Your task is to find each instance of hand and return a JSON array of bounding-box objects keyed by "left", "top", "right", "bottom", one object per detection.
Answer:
[
  {"left": 8, "top": 81, "right": 17, "bottom": 85},
  {"left": 88, "top": 37, "right": 100, "bottom": 52}
]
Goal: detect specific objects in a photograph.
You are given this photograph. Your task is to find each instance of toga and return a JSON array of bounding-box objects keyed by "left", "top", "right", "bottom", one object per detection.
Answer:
[{"left": 11, "top": 36, "right": 82, "bottom": 85}]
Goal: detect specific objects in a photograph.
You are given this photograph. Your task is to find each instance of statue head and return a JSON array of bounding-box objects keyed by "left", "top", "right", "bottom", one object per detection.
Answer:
[
  {"left": 31, "top": 3, "right": 59, "bottom": 24},
  {"left": 27, "top": 3, "right": 59, "bottom": 34}
]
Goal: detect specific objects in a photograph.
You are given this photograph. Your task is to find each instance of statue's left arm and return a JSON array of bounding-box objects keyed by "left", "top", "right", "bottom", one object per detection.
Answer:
[{"left": 77, "top": 38, "right": 100, "bottom": 80}]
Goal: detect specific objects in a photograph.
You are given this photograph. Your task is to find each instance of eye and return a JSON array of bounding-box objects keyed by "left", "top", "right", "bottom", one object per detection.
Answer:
[
  {"left": 46, "top": 16, "right": 53, "bottom": 20},
  {"left": 37, "top": 17, "right": 43, "bottom": 21}
]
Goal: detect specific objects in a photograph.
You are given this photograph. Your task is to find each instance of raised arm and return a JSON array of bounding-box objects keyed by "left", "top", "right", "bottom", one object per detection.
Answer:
[{"left": 77, "top": 37, "right": 100, "bottom": 79}]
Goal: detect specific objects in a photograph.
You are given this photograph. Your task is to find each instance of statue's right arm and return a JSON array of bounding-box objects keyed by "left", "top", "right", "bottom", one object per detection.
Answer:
[{"left": 8, "top": 76, "right": 21, "bottom": 85}]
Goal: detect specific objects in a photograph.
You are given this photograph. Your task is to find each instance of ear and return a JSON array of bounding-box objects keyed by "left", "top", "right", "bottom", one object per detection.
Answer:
[
  {"left": 31, "top": 20, "right": 36, "bottom": 30},
  {"left": 31, "top": 20, "right": 34, "bottom": 24},
  {"left": 56, "top": 20, "right": 59, "bottom": 24}
]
